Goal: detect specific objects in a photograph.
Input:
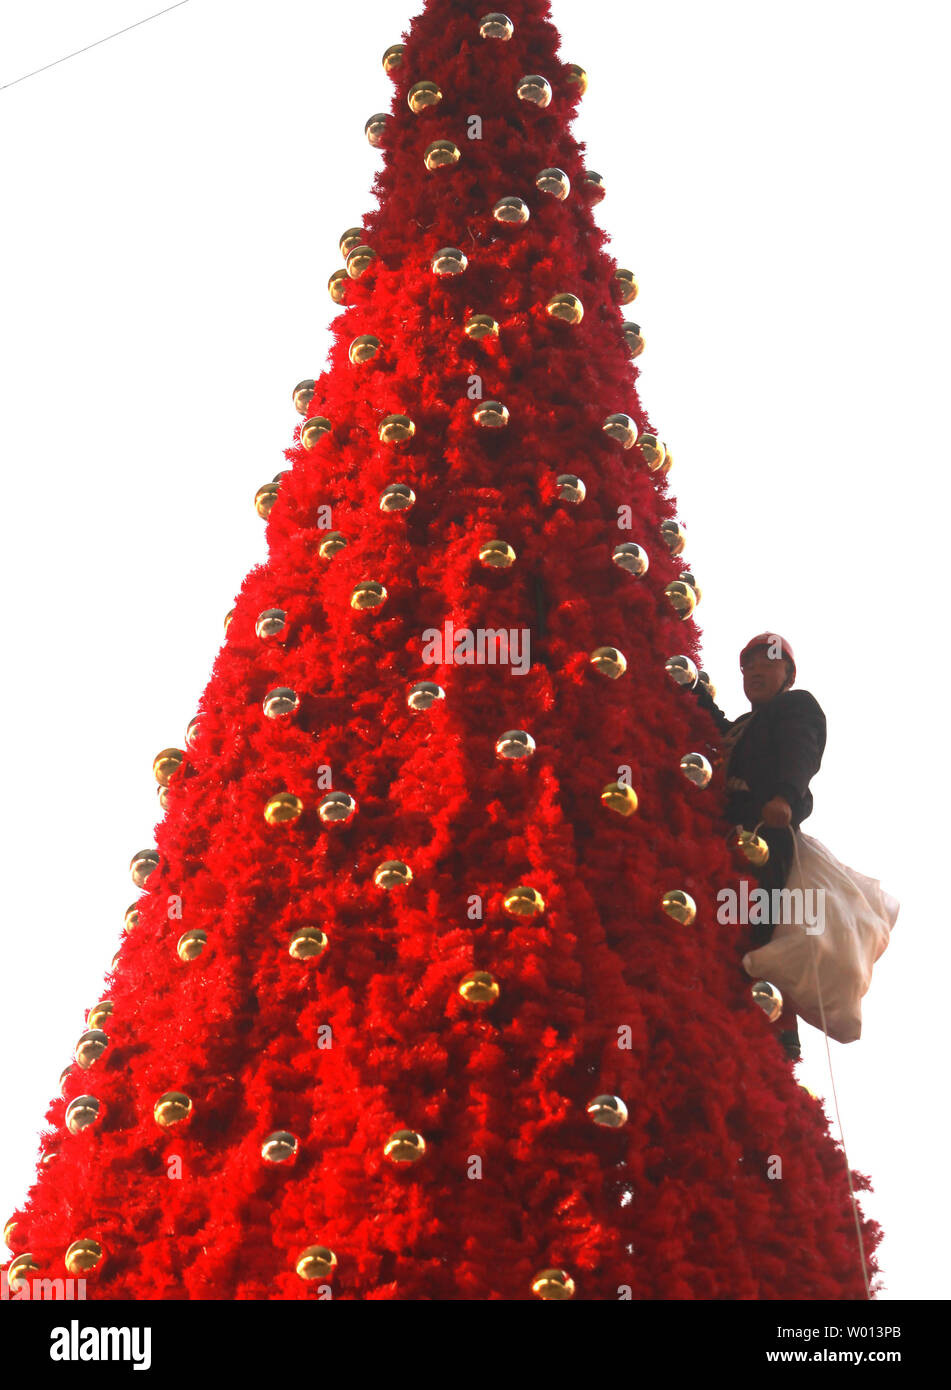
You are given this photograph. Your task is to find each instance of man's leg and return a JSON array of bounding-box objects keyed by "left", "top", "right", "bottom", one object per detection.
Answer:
[{"left": 750, "top": 827, "right": 801, "bottom": 1061}]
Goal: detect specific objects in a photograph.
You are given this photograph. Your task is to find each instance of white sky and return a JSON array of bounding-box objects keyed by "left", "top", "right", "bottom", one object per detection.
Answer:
[{"left": 1, "top": 0, "right": 948, "bottom": 1301}]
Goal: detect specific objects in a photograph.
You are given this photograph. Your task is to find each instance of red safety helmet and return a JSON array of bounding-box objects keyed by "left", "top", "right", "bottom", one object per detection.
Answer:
[{"left": 739, "top": 633, "right": 796, "bottom": 683}]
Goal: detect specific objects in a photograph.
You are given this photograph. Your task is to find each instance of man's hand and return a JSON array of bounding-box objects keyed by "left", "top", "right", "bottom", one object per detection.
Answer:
[{"left": 761, "top": 796, "right": 792, "bottom": 828}]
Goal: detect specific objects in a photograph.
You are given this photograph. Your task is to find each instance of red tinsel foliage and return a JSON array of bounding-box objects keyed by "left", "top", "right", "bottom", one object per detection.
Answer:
[{"left": 5, "top": 0, "right": 881, "bottom": 1300}]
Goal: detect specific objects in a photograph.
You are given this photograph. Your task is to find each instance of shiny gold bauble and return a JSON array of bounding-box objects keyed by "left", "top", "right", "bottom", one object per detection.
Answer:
[
  {"left": 583, "top": 170, "right": 605, "bottom": 200},
  {"left": 59, "top": 1066, "right": 72, "bottom": 1094},
  {"left": 264, "top": 792, "right": 304, "bottom": 826},
  {"left": 384, "top": 1129, "right": 426, "bottom": 1164},
  {"left": 612, "top": 542, "right": 649, "bottom": 577},
  {"left": 41, "top": 1150, "right": 58, "bottom": 1167},
  {"left": 130, "top": 849, "right": 159, "bottom": 888},
  {"left": 665, "top": 654, "right": 698, "bottom": 687},
  {"left": 458, "top": 971, "right": 500, "bottom": 1004},
  {"left": 493, "top": 196, "right": 530, "bottom": 225},
  {"left": 566, "top": 64, "right": 588, "bottom": 95},
  {"left": 752, "top": 979, "right": 783, "bottom": 1023},
  {"left": 3, "top": 1217, "right": 18, "bottom": 1250},
  {"left": 472, "top": 400, "right": 509, "bottom": 428},
  {"left": 536, "top": 167, "right": 570, "bottom": 199},
  {"left": 382, "top": 43, "right": 405, "bottom": 74},
  {"left": 124, "top": 904, "right": 140, "bottom": 932},
  {"left": 378, "top": 413, "right": 415, "bottom": 444},
  {"left": 479, "top": 12, "right": 514, "bottom": 38},
  {"left": 223, "top": 608, "right": 235, "bottom": 631},
  {"left": 681, "top": 571, "right": 702, "bottom": 604},
  {"left": 185, "top": 715, "right": 202, "bottom": 749},
  {"left": 587, "top": 1094, "right": 629, "bottom": 1128},
  {"left": 254, "top": 479, "right": 280, "bottom": 519},
  {"left": 517, "top": 74, "right": 552, "bottom": 106},
  {"left": 408, "top": 80, "right": 442, "bottom": 113},
  {"left": 660, "top": 519, "right": 686, "bottom": 555},
  {"left": 152, "top": 748, "right": 184, "bottom": 787},
  {"left": 349, "top": 334, "right": 382, "bottom": 364},
  {"left": 464, "top": 313, "right": 499, "bottom": 340},
  {"left": 374, "top": 860, "right": 413, "bottom": 889},
  {"left": 733, "top": 827, "right": 770, "bottom": 866},
  {"left": 176, "top": 928, "right": 207, "bottom": 962},
  {"left": 423, "top": 140, "right": 461, "bottom": 170},
  {"left": 661, "top": 890, "right": 697, "bottom": 926},
  {"left": 292, "top": 379, "right": 316, "bottom": 415},
  {"left": 556, "top": 473, "right": 586, "bottom": 504},
  {"left": 379, "top": 482, "right": 416, "bottom": 513},
  {"left": 87, "top": 1001, "right": 113, "bottom": 1031},
  {"left": 532, "top": 1268, "right": 575, "bottom": 1300},
  {"left": 346, "top": 244, "right": 376, "bottom": 279},
  {"left": 636, "top": 432, "right": 666, "bottom": 470},
  {"left": 7, "top": 1254, "right": 39, "bottom": 1290},
  {"left": 365, "top": 113, "right": 388, "bottom": 147},
  {"left": 263, "top": 687, "right": 300, "bottom": 719},
  {"left": 601, "top": 782, "right": 638, "bottom": 816},
  {"left": 255, "top": 608, "right": 287, "bottom": 640},
  {"left": 289, "top": 926, "right": 329, "bottom": 960},
  {"left": 350, "top": 580, "right": 387, "bottom": 611},
  {"left": 261, "top": 1131, "right": 298, "bottom": 1163},
  {"left": 478, "top": 539, "right": 516, "bottom": 568},
  {"left": 75, "top": 1029, "right": 109, "bottom": 1069},
  {"left": 338, "top": 228, "right": 364, "bottom": 258},
  {"left": 153, "top": 1092, "right": 192, "bottom": 1128},
  {"left": 431, "top": 246, "right": 467, "bottom": 275},
  {"left": 545, "top": 291, "right": 583, "bottom": 325},
  {"left": 697, "top": 669, "right": 716, "bottom": 700},
  {"left": 65, "top": 1095, "right": 100, "bottom": 1134},
  {"left": 301, "top": 415, "right": 332, "bottom": 449},
  {"left": 296, "top": 1245, "right": 337, "bottom": 1281},
  {"left": 328, "top": 269, "right": 348, "bottom": 304},
  {"left": 318, "top": 791, "right": 357, "bottom": 825},
  {"left": 622, "top": 321, "right": 645, "bottom": 357},
  {"left": 503, "top": 885, "right": 545, "bottom": 918},
  {"left": 407, "top": 681, "right": 445, "bottom": 711},
  {"left": 614, "top": 268, "right": 638, "bottom": 303},
  {"left": 680, "top": 753, "right": 713, "bottom": 788},
  {"left": 65, "top": 1239, "right": 102, "bottom": 1274},
  {"left": 318, "top": 532, "right": 347, "bottom": 559},
  {"left": 495, "top": 729, "right": 536, "bottom": 759},
  {"left": 602, "top": 413, "right": 637, "bottom": 447},
  {"left": 664, "top": 580, "right": 697, "bottom": 618},
  {"left": 589, "top": 646, "right": 627, "bottom": 679}
]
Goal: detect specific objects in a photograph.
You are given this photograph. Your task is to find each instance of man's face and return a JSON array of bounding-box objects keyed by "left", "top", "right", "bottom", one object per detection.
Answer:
[{"left": 741, "top": 647, "right": 790, "bottom": 706}]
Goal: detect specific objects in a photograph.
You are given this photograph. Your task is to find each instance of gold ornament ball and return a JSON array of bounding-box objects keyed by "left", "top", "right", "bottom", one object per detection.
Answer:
[
  {"left": 583, "top": 170, "right": 606, "bottom": 200},
  {"left": 623, "top": 321, "right": 645, "bottom": 357},
  {"left": 301, "top": 415, "right": 332, "bottom": 449},
  {"left": 153, "top": 1092, "right": 192, "bottom": 1128},
  {"left": 495, "top": 729, "right": 535, "bottom": 759},
  {"left": 152, "top": 748, "right": 184, "bottom": 787},
  {"left": 7, "top": 1254, "right": 39, "bottom": 1291},
  {"left": 423, "top": 139, "right": 461, "bottom": 170},
  {"left": 407, "top": 681, "right": 445, "bottom": 711},
  {"left": 614, "top": 268, "right": 638, "bottom": 303},
  {"left": 75, "top": 1029, "right": 109, "bottom": 1069},
  {"left": 458, "top": 971, "right": 500, "bottom": 1005},
  {"left": 661, "top": 890, "right": 697, "bottom": 926},
  {"left": 601, "top": 782, "right": 638, "bottom": 817},
  {"left": 493, "top": 196, "right": 530, "bottom": 225},
  {"left": 602, "top": 413, "right": 637, "bottom": 447},
  {"left": 464, "top": 313, "right": 499, "bottom": 340},
  {"left": 545, "top": 292, "right": 584, "bottom": 325},
  {"left": 752, "top": 980, "right": 784, "bottom": 1023},
  {"left": 3, "top": 1217, "right": 18, "bottom": 1250},
  {"left": 556, "top": 473, "right": 586, "bottom": 504},
  {"left": 223, "top": 608, "right": 235, "bottom": 631},
  {"left": 680, "top": 753, "right": 713, "bottom": 788},
  {"left": 479, "top": 12, "right": 514, "bottom": 39},
  {"left": 292, "top": 379, "right": 316, "bottom": 415},
  {"left": 346, "top": 244, "right": 376, "bottom": 279},
  {"left": 296, "top": 1245, "right": 337, "bottom": 1281},
  {"left": 432, "top": 246, "right": 467, "bottom": 275},
  {"left": 665, "top": 654, "right": 698, "bottom": 688},
  {"left": 587, "top": 1094, "right": 629, "bottom": 1128},
  {"left": 664, "top": 580, "right": 697, "bottom": 619},
  {"left": 318, "top": 532, "right": 347, "bottom": 560},
  {"left": 255, "top": 608, "right": 287, "bottom": 640},
  {"left": 338, "top": 228, "right": 364, "bottom": 258},
  {"left": 349, "top": 334, "right": 382, "bottom": 364},
  {"left": 612, "top": 542, "right": 649, "bottom": 577},
  {"left": 408, "top": 80, "right": 442, "bottom": 113},
  {"left": 87, "top": 1000, "right": 113, "bottom": 1031},
  {"left": 589, "top": 646, "right": 627, "bottom": 679},
  {"left": 374, "top": 860, "right": 413, "bottom": 889},
  {"left": 318, "top": 791, "right": 357, "bottom": 825},
  {"left": 65, "top": 1095, "right": 101, "bottom": 1135},
  {"left": 264, "top": 792, "right": 304, "bottom": 826},
  {"left": 350, "top": 580, "right": 387, "bottom": 611},
  {"left": 328, "top": 269, "right": 348, "bottom": 304},
  {"left": 365, "top": 113, "right": 388, "bottom": 147},
  {"left": 503, "top": 885, "right": 545, "bottom": 918},
  {"left": 176, "top": 928, "right": 207, "bottom": 962},
  {"left": 382, "top": 44, "right": 405, "bottom": 74},
  {"left": 59, "top": 1066, "right": 72, "bottom": 1094},
  {"left": 532, "top": 1268, "right": 575, "bottom": 1300},
  {"left": 566, "top": 63, "right": 588, "bottom": 95},
  {"left": 254, "top": 480, "right": 280, "bottom": 519},
  {"left": 681, "top": 571, "right": 702, "bottom": 603},
  {"left": 384, "top": 1129, "right": 426, "bottom": 1164},
  {"left": 472, "top": 400, "right": 509, "bottom": 428},
  {"left": 733, "top": 827, "right": 770, "bottom": 866},
  {"left": 478, "top": 539, "right": 516, "bottom": 568},
  {"left": 536, "top": 167, "right": 570, "bottom": 199},
  {"left": 261, "top": 1131, "right": 299, "bottom": 1163},
  {"left": 130, "top": 849, "right": 160, "bottom": 889},
  {"left": 697, "top": 669, "right": 716, "bottom": 700},
  {"left": 64, "top": 1239, "right": 102, "bottom": 1275},
  {"left": 124, "top": 904, "right": 140, "bottom": 932},
  {"left": 263, "top": 687, "right": 300, "bottom": 719},
  {"left": 636, "top": 432, "right": 666, "bottom": 470},
  {"left": 185, "top": 715, "right": 202, "bottom": 749},
  {"left": 660, "top": 519, "right": 687, "bottom": 556},
  {"left": 517, "top": 74, "right": 552, "bottom": 106},
  {"left": 289, "top": 926, "right": 329, "bottom": 961},
  {"left": 378, "top": 413, "right": 415, "bottom": 444},
  {"left": 379, "top": 482, "right": 416, "bottom": 513}
]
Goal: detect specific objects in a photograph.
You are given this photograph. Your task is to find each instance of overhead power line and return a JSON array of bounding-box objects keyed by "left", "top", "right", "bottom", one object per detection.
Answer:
[{"left": 0, "top": 1, "right": 191, "bottom": 92}]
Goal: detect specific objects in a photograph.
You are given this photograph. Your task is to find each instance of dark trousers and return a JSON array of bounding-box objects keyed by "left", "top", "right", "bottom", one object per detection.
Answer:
[{"left": 735, "top": 820, "right": 802, "bottom": 1055}]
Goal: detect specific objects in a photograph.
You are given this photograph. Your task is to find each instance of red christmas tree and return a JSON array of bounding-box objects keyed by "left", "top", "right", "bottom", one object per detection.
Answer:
[{"left": 4, "top": 0, "right": 880, "bottom": 1301}]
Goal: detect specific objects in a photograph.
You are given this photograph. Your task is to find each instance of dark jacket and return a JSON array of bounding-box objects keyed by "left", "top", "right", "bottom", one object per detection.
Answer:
[{"left": 695, "top": 685, "right": 826, "bottom": 828}]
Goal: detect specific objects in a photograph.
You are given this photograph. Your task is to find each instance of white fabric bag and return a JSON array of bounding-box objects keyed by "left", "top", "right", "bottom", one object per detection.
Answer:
[{"left": 742, "top": 832, "right": 899, "bottom": 1043}]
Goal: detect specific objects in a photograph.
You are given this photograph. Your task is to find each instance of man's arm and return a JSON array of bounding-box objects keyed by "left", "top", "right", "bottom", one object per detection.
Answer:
[
  {"left": 691, "top": 679, "right": 732, "bottom": 734},
  {"left": 767, "top": 690, "right": 826, "bottom": 820}
]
